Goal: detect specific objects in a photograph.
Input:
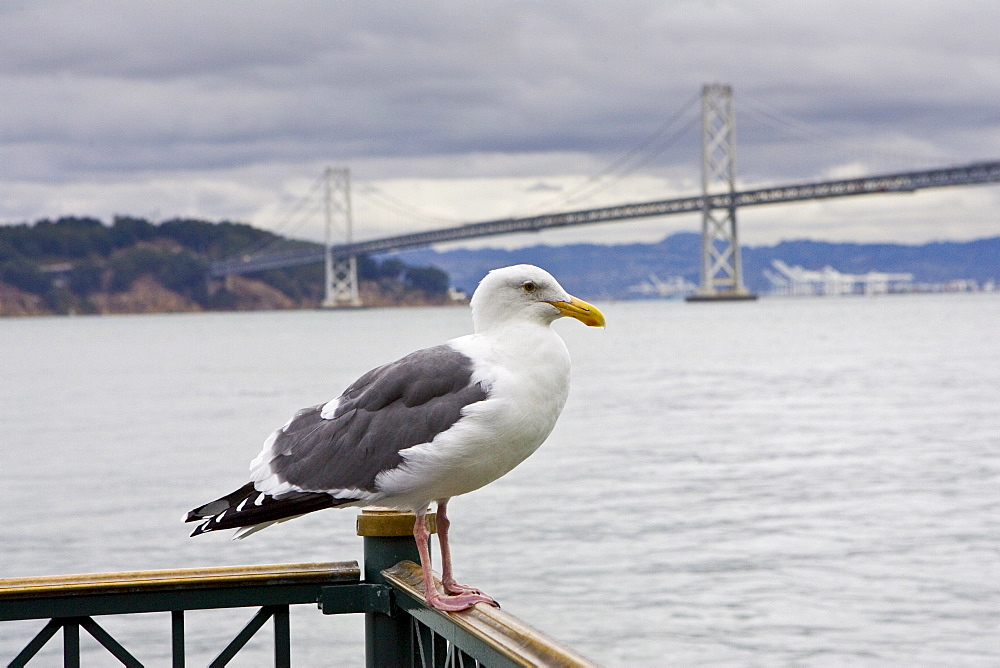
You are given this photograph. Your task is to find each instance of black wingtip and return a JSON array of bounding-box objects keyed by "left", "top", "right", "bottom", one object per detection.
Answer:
[
  {"left": 185, "top": 483, "right": 342, "bottom": 537},
  {"left": 189, "top": 521, "right": 211, "bottom": 537},
  {"left": 185, "top": 482, "right": 258, "bottom": 530}
]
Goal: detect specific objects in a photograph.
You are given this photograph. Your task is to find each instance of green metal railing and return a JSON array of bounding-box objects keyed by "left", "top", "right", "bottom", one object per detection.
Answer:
[{"left": 0, "top": 510, "right": 595, "bottom": 667}]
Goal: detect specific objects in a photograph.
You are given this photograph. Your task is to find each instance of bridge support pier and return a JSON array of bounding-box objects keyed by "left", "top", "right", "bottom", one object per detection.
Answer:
[
  {"left": 687, "top": 84, "right": 757, "bottom": 303},
  {"left": 323, "top": 167, "right": 363, "bottom": 308},
  {"left": 326, "top": 254, "right": 361, "bottom": 308}
]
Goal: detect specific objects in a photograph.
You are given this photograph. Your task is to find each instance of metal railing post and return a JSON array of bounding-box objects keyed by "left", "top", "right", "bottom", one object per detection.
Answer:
[
  {"left": 63, "top": 619, "right": 80, "bottom": 668},
  {"left": 171, "top": 609, "right": 185, "bottom": 668},
  {"left": 357, "top": 509, "right": 436, "bottom": 668}
]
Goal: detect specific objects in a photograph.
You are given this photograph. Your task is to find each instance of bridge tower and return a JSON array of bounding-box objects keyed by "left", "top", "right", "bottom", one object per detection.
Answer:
[
  {"left": 687, "top": 84, "right": 757, "bottom": 302},
  {"left": 322, "top": 167, "right": 362, "bottom": 308}
]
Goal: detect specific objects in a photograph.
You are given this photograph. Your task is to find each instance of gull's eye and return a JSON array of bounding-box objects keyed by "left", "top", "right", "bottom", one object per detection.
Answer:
[{"left": 522, "top": 281, "right": 537, "bottom": 293}]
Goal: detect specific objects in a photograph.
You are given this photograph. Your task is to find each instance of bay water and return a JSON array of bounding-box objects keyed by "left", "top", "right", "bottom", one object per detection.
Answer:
[{"left": 2, "top": 294, "right": 998, "bottom": 665}]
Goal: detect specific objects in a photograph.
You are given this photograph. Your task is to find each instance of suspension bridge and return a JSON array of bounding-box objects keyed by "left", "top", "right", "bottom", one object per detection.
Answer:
[{"left": 209, "top": 85, "right": 1000, "bottom": 305}]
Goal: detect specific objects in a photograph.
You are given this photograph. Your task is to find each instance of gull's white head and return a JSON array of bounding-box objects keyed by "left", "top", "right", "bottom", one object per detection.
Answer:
[{"left": 470, "top": 264, "right": 606, "bottom": 333}]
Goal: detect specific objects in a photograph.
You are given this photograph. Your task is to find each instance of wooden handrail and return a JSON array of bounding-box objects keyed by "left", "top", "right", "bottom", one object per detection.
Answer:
[
  {"left": 0, "top": 562, "right": 360, "bottom": 600},
  {"left": 383, "top": 561, "right": 598, "bottom": 668}
]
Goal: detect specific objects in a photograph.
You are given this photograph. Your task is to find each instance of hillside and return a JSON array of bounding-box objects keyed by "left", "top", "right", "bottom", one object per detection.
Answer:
[
  {"left": 395, "top": 233, "right": 1000, "bottom": 298},
  {"left": 0, "top": 216, "right": 452, "bottom": 316}
]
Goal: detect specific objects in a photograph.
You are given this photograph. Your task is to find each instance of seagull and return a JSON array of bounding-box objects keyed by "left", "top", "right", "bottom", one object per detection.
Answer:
[{"left": 186, "top": 264, "right": 605, "bottom": 611}]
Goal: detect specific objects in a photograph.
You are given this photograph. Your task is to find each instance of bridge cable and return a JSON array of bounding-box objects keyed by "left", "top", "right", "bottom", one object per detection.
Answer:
[
  {"left": 317, "top": 92, "right": 702, "bottom": 241},
  {"left": 739, "top": 94, "right": 953, "bottom": 172},
  {"left": 513, "top": 90, "right": 702, "bottom": 217},
  {"left": 353, "top": 182, "right": 462, "bottom": 228},
  {"left": 544, "top": 114, "right": 702, "bottom": 210},
  {"left": 241, "top": 172, "right": 327, "bottom": 258}
]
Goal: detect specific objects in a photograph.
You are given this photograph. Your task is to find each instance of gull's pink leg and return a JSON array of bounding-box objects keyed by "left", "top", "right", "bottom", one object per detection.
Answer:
[
  {"left": 437, "top": 500, "right": 498, "bottom": 606},
  {"left": 413, "top": 510, "right": 495, "bottom": 612}
]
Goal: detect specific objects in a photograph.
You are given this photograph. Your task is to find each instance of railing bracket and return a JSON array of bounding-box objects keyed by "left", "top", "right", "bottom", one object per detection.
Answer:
[{"left": 319, "top": 583, "right": 393, "bottom": 616}]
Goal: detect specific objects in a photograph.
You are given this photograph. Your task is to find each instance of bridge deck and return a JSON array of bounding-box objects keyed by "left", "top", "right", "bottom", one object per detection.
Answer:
[{"left": 211, "top": 161, "right": 1000, "bottom": 277}]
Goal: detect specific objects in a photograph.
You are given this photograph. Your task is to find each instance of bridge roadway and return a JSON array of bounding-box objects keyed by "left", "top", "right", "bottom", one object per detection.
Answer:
[{"left": 211, "top": 160, "right": 1000, "bottom": 277}]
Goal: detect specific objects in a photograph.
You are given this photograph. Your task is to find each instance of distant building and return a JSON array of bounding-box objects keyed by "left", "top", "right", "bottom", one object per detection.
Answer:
[
  {"left": 627, "top": 273, "right": 698, "bottom": 299},
  {"left": 765, "top": 260, "right": 913, "bottom": 296}
]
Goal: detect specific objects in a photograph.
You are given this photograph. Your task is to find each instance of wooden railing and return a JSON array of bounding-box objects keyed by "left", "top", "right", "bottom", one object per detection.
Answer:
[{"left": 1, "top": 510, "right": 596, "bottom": 667}]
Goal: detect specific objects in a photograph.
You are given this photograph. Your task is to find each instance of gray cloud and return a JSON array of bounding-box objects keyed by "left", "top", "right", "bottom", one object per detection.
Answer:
[{"left": 1, "top": 0, "right": 998, "bottom": 243}]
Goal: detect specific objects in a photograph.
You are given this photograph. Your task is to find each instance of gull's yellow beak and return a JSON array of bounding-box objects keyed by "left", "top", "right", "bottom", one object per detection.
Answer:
[{"left": 548, "top": 295, "right": 606, "bottom": 328}]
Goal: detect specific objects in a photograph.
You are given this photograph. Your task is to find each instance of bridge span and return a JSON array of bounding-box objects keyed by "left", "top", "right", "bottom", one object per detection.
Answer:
[{"left": 210, "top": 160, "right": 1000, "bottom": 278}]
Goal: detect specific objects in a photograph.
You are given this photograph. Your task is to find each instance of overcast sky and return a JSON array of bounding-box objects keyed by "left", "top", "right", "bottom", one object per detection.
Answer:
[{"left": 2, "top": 1, "right": 998, "bottom": 248}]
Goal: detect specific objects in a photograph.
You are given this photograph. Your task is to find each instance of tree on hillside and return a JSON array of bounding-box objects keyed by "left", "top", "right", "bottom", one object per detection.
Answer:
[
  {"left": 107, "top": 247, "right": 208, "bottom": 302},
  {"left": 110, "top": 216, "right": 157, "bottom": 248},
  {"left": 68, "top": 259, "right": 103, "bottom": 296},
  {"left": 405, "top": 266, "right": 449, "bottom": 294},
  {"left": 25, "top": 217, "right": 112, "bottom": 258},
  {"left": 0, "top": 258, "right": 49, "bottom": 293},
  {"left": 158, "top": 218, "right": 285, "bottom": 258}
]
